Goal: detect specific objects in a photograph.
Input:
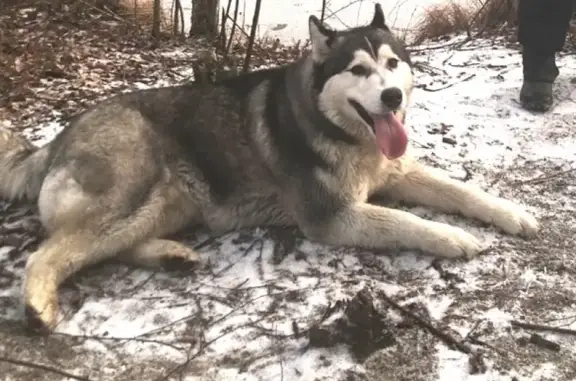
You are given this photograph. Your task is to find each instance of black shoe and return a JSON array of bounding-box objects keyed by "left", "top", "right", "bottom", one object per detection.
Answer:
[
  {"left": 519, "top": 81, "right": 553, "bottom": 112},
  {"left": 520, "top": 48, "right": 558, "bottom": 112}
]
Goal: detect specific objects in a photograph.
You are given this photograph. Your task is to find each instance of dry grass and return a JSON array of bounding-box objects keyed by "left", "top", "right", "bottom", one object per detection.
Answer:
[{"left": 413, "top": 0, "right": 518, "bottom": 44}]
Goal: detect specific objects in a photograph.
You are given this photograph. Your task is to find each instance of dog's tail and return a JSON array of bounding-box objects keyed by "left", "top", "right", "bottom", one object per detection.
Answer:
[{"left": 0, "top": 128, "right": 51, "bottom": 201}]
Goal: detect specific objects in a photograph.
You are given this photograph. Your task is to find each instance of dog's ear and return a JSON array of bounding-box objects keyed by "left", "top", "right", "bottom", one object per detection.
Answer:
[
  {"left": 370, "top": 3, "right": 389, "bottom": 30},
  {"left": 309, "top": 16, "right": 336, "bottom": 62}
]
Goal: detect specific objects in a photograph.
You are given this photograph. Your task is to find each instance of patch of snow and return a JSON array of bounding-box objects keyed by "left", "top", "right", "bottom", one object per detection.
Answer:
[
  {"left": 424, "top": 296, "right": 454, "bottom": 321},
  {"left": 22, "top": 121, "right": 64, "bottom": 147},
  {"left": 482, "top": 308, "right": 513, "bottom": 330}
]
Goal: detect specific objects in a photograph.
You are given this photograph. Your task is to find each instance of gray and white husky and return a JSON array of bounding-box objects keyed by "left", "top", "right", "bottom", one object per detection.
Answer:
[{"left": 0, "top": 3, "right": 539, "bottom": 332}]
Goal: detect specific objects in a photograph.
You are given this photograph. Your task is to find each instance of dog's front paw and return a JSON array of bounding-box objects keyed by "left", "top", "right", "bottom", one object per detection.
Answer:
[
  {"left": 424, "top": 223, "right": 487, "bottom": 260},
  {"left": 489, "top": 200, "right": 539, "bottom": 238}
]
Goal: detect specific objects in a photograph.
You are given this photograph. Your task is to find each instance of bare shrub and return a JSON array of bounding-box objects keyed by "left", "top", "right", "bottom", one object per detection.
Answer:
[
  {"left": 413, "top": 0, "right": 519, "bottom": 44},
  {"left": 116, "top": 0, "right": 170, "bottom": 32},
  {"left": 413, "top": 1, "right": 473, "bottom": 44}
]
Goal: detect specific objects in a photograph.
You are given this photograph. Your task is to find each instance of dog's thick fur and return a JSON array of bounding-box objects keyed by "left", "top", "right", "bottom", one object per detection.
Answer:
[{"left": 0, "top": 4, "right": 539, "bottom": 332}]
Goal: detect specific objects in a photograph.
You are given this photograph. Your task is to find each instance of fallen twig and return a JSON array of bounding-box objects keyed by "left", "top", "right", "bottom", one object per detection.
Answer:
[
  {"left": 134, "top": 286, "right": 314, "bottom": 339},
  {"left": 248, "top": 299, "right": 342, "bottom": 340},
  {"left": 407, "top": 36, "right": 473, "bottom": 52},
  {"left": 0, "top": 356, "right": 91, "bottom": 381},
  {"left": 154, "top": 325, "right": 243, "bottom": 381},
  {"left": 419, "top": 74, "right": 476, "bottom": 92},
  {"left": 513, "top": 168, "right": 576, "bottom": 186},
  {"left": 55, "top": 332, "right": 185, "bottom": 352},
  {"left": 511, "top": 320, "right": 576, "bottom": 337},
  {"left": 412, "top": 61, "right": 448, "bottom": 76},
  {"left": 528, "top": 333, "right": 561, "bottom": 352},
  {"left": 468, "top": 337, "right": 508, "bottom": 355},
  {"left": 380, "top": 292, "right": 475, "bottom": 355}
]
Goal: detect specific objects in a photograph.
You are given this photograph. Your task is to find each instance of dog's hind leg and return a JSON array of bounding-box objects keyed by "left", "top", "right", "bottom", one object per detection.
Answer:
[
  {"left": 24, "top": 170, "right": 199, "bottom": 332},
  {"left": 24, "top": 232, "right": 109, "bottom": 333},
  {"left": 385, "top": 164, "right": 539, "bottom": 237}
]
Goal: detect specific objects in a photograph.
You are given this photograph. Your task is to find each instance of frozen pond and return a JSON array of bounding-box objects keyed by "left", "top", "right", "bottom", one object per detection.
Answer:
[{"left": 163, "top": 0, "right": 452, "bottom": 43}]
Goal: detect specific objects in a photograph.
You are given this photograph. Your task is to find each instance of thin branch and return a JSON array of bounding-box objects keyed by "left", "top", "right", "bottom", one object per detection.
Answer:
[
  {"left": 320, "top": 0, "right": 327, "bottom": 23},
  {"left": 219, "top": 0, "right": 233, "bottom": 49},
  {"left": 133, "top": 287, "right": 313, "bottom": 339},
  {"left": 511, "top": 320, "right": 576, "bottom": 337},
  {"left": 0, "top": 356, "right": 91, "bottom": 381},
  {"left": 323, "top": 0, "right": 363, "bottom": 23},
  {"left": 513, "top": 168, "right": 576, "bottom": 186},
  {"left": 154, "top": 320, "right": 267, "bottom": 381},
  {"left": 418, "top": 73, "right": 476, "bottom": 92},
  {"left": 469, "top": 0, "right": 490, "bottom": 30},
  {"left": 528, "top": 333, "right": 561, "bottom": 352},
  {"left": 380, "top": 292, "right": 475, "bottom": 355},
  {"left": 243, "top": 0, "right": 263, "bottom": 72},
  {"left": 223, "top": 13, "right": 266, "bottom": 54},
  {"left": 78, "top": 0, "right": 136, "bottom": 28},
  {"left": 407, "top": 36, "right": 473, "bottom": 51},
  {"left": 54, "top": 332, "right": 186, "bottom": 352},
  {"left": 225, "top": 0, "right": 242, "bottom": 56}
]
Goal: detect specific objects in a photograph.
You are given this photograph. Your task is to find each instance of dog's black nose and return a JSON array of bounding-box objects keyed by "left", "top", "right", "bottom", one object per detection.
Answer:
[{"left": 380, "top": 87, "right": 403, "bottom": 109}]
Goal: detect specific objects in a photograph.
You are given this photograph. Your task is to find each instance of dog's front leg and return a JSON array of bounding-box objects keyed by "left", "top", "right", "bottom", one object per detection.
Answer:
[
  {"left": 385, "top": 164, "right": 539, "bottom": 237},
  {"left": 299, "top": 202, "right": 486, "bottom": 259}
]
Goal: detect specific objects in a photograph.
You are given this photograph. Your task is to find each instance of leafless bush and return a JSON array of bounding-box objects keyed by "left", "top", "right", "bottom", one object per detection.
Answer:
[
  {"left": 413, "top": 0, "right": 518, "bottom": 44},
  {"left": 114, "top": 0, "right": 169, "bottom": 31}
]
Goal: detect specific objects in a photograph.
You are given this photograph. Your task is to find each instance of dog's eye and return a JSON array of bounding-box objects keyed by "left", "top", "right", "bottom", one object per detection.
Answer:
[
  {"left": 387, "top": 58, "right": 399, "bottom": 69},
  {"left": 350, "top": 65, "right": 370, "bottom": 76}
]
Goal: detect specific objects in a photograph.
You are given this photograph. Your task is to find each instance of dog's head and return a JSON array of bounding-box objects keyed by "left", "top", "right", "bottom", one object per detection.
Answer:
[{"left": 309, "top": 3, "right": 414, "bottom": 160}]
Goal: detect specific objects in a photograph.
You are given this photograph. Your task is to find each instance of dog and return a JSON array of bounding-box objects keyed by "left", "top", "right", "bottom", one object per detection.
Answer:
[{"left": 0, "top": 3, "right": 539, "bottom": 333}]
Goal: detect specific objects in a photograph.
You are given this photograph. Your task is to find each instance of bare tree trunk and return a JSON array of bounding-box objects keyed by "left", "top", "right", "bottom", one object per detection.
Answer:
[
  {"left": 226, "top": 0, "right": 240, "bottom": 55},
  {"left": 243, "top": 0, "right": 262, "bottom": 72},
  {"left": 190, "top": 0, "right": 219, "bottom": 37},
  {"left": 173, "top": 0, "right": 185, "bottom": 36},
  {"left": 152, "top": 0, "right": 161, "bottom": 38},
  {"left": 219, "top": 0, "right": 234, "bottom": 50}
]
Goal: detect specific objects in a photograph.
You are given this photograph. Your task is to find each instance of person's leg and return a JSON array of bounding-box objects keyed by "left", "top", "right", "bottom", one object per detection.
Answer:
[{"left": 517, "top": 0, "right": 573, "bottom": 112}]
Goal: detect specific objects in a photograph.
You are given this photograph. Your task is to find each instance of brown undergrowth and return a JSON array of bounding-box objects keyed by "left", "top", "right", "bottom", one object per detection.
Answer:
[{"left": 413, "top": 0, "right": 518, "bottom": 44}]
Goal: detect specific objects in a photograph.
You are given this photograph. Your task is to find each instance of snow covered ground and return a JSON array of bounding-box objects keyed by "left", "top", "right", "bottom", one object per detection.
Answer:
[{"left": 1, "top": 30, "right": 576, "bottom": 381}]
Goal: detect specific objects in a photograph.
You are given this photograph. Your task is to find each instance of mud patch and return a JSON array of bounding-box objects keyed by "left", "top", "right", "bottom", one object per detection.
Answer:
[{"left": 308, "top": 288, "right": 396, "bottom": 361}]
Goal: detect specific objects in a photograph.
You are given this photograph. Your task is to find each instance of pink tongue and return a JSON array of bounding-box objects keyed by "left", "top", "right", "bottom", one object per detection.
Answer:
[{"left": 374, "top": 113, "right": 408, "bottom": 159}]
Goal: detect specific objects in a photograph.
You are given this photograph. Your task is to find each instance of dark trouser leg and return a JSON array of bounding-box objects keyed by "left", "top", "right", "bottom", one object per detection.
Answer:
[{"left": 517, "top": 0, "right": 573, "bottom": 112}]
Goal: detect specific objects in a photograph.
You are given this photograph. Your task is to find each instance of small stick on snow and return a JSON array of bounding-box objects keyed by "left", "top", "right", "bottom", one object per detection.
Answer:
[
  {"left": 407, "top": 36, "right": 473, "bottom": 52},
  {"left": 513, "top": 168, "right": 576, "bottom": 186},
  {"left": 380, "top": 292, "right": 475, "bottom": 355},
  {"left": 0, "top": 356, "right": 91, "bottom": 381},
  {"left": 419, "top": 74, "right": 476, "bottom": 92},
  {"left": 511, "top": 320, "right": 576, "bottom": 337},
  {"left": 528, "top": 333, "right": 561, "bottom": 352}
]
